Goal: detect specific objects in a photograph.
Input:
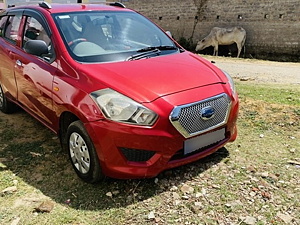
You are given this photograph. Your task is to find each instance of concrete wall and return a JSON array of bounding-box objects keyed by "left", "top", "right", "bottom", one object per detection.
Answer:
[{"left": 124, "top": 0, "right": 300, "bottom": 58}]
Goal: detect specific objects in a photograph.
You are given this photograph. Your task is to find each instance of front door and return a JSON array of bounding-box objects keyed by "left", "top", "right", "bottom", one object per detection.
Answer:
[{"left": 13, "top": 14, "right": 58, "bottom": 129}]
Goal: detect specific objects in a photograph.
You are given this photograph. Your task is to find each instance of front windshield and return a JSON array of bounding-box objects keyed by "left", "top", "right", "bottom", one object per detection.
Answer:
[{"left": 53, "top": 11, "right": 179, "bottom": 63}]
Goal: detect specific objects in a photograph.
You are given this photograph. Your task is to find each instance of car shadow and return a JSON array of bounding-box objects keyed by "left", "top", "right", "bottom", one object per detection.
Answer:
[{"left": 0, "top": 110, "right": 230, "bottom": 211}]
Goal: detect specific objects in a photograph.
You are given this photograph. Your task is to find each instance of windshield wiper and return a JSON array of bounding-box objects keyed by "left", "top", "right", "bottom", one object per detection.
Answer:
[
  {"left": 126, "top": 48, "right": 161, "bottom": 61},
  {"left": 126, "top": 45, "right": 178, "bottom": 61},
  {"left": 136, "top": 46, "right": 177, "bottom": 52},
  {"left": 136, "top": 46, "right": 159, "bottom": 52},
  {"left": 158, "top": 45, "right": 185, "bottom": 52},
  {"left": 156, "top": 45, "right": 178, "bottom": 50}
]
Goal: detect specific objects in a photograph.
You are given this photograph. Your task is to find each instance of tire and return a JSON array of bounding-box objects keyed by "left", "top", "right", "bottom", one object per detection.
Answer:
[
  {"left": 66, "top": 120, "right": 103, "bottom": 183},
  {"left": 0, "top": 83, "right": 16, "bottom": 114}
]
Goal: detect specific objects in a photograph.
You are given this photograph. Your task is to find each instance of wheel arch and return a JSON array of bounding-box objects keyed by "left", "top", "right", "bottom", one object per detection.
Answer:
[{"left": 58, "top": 111, "right": 80, "bottom": 150}]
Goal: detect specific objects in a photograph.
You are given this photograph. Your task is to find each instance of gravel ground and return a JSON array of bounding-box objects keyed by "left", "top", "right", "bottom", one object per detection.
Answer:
[{"left": 201, "top": 55, "right": 300, "bottom": 85}]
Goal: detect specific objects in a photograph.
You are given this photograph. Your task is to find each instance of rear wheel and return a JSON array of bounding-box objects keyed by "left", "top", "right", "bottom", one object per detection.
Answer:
[
  {"left": 0, "top": 83, "right": 16, "bottom": 114},
  {"left": 66, "top": 120, "right": 103, "bottom": 183}
]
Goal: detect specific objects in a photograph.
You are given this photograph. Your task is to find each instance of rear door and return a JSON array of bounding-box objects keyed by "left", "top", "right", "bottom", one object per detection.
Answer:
[{"left": 0, "top": 11, "right": 22, "bottom": 101}]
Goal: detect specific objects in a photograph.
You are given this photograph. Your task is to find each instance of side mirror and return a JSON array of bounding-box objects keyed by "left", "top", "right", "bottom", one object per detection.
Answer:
[
  {"left": 24, "top": 40, "right": 49, "bottom": 56},
  {"left": 166, "top": 31, "right": 172, "bottom": 38}
]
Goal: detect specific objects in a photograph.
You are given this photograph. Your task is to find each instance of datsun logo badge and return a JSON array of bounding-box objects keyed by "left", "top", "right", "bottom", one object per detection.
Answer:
[{"left": 200, "top": 106, "right": 215, "bottom": 120}]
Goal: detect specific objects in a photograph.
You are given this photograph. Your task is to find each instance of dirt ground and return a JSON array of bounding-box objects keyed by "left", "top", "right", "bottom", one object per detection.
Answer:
[{"left": 201, "top": 55, "right": 300, "bottom": 84}]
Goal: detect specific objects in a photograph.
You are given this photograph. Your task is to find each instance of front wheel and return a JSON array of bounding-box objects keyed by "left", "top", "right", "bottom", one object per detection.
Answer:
[
  {"left": 0, "top": 83, "right": 16, "bottom": 114},
  {"left": 66, "top": 120, "right": 103, "bottom": 183}
]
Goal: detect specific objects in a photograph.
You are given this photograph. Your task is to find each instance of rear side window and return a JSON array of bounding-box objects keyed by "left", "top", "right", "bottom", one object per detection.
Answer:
[
  {"left": 4, "top": 15, "right": 21, "bottom": 44},
  {"left": 0, "top": 16, "right": 8, "bottom": 37}
]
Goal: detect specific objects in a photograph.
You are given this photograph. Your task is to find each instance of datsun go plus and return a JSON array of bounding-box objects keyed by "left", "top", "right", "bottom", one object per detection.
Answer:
[{"left": 0, "top": 2, "right": 239, "bottom": 183}]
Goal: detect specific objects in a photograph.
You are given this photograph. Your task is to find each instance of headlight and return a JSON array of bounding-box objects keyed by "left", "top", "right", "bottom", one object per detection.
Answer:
[
  {"left": 90, "top": 88, "right": 158, "bottom": 126},
  {"left": 223, "top": 70, "right": 236, "bottom": 94}
]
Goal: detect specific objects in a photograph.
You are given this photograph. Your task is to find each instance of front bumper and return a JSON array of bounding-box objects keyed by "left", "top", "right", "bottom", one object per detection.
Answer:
[{"left": 85, "top": 89, "right": 239, "bottom": 179}]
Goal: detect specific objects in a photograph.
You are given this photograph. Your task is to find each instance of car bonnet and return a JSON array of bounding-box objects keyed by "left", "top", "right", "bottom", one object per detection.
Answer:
[{"left": 77, "top": 51, "right": 225, "bottom": 103}]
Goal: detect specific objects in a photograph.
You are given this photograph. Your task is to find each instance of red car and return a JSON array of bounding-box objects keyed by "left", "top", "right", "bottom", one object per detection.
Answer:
[{"left": 0, "top": 2, "right": 239, "bottom": 183}]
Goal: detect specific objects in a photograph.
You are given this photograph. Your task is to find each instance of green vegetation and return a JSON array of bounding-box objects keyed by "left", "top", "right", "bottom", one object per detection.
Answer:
[
  {"left": 236, "top": 83, "right": 300, "bottom": 106},
  {"left": 178, "top": 37, "right": 196, "bottom": 51},
  {"left": 0, "top": 82, "right": 299, "bottom": 225}
]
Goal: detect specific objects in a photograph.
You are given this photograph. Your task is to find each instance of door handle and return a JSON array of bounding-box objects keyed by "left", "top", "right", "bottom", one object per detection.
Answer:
[{"left": 16, "top": 60, "right": 22, "bottom": 67}]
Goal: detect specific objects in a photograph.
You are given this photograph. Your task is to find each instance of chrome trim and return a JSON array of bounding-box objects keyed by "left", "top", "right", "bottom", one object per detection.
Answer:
[{"left": 169, "top": 93, "right": 232, "bottom": 138}]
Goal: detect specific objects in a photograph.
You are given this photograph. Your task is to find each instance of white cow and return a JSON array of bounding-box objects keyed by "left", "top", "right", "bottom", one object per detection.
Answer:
[{"left": 195, "top": 27, "right": 246, "bottom": 58}]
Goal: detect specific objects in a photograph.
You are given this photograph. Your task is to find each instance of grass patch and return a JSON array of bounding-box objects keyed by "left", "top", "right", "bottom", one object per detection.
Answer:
[
  {"left": 0, "top": 83, "right": 299, "bottom": 224},
  {"left": 236, "top": 82, "right": 299, "bottom": 134},
  {"left": 236, "top": 82, "right": 300, "bottom": 106}
]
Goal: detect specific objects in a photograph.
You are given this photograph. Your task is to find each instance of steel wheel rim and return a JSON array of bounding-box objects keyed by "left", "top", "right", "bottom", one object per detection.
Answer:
[
  {"left": 69, "top": 132, "right": 91, "bottom": 174},
  {"left": 0, "top": 86, "right": 4, "bottom": 108}
]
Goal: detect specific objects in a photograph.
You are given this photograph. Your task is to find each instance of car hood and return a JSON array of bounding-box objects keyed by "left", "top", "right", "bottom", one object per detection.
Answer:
[{"left": 78, "top": 52, "right": 225, "bottom": 103}]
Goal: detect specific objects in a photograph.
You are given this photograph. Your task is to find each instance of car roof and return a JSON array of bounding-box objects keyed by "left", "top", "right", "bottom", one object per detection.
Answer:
[{"left": 3, "top": 3, "right": 131, "bottom": 14}]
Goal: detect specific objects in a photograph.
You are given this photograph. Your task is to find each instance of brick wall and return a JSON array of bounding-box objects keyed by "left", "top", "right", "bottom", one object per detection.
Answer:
[{"left": 124, "top": 0, "right": 300, "bottom": 57}]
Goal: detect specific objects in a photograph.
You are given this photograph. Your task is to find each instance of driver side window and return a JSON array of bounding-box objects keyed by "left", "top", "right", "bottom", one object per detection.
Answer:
[
  {"left": 23, "top": 17, "right": 50, "bottom": 44},
  {"left": 23, "top": 16, "right": 54, "bottom": 62}
]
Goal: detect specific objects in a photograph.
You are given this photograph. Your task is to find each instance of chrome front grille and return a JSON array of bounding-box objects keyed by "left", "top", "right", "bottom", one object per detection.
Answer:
[{"left": 170, "top": 94, "right": 231, "bottom": 138}]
